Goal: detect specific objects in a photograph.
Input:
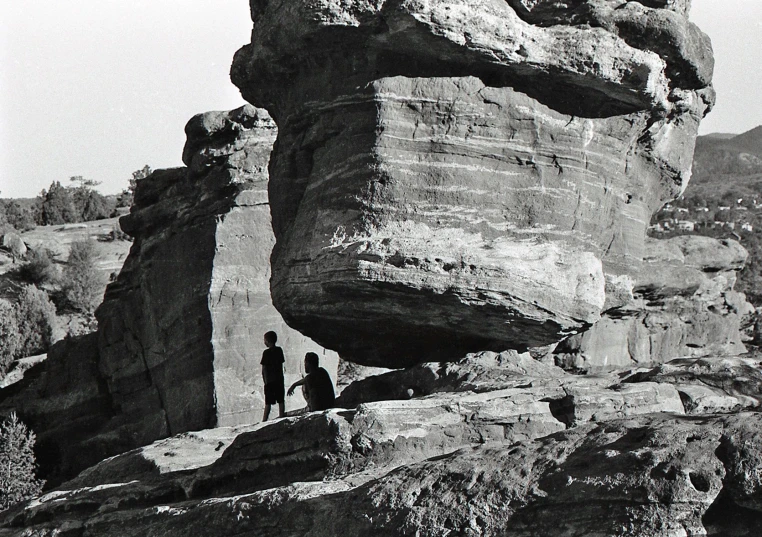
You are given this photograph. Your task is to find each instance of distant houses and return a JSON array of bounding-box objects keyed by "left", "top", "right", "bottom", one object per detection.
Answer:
[{"left": 649, "top": 198, "right": 756, "bottom": 236}]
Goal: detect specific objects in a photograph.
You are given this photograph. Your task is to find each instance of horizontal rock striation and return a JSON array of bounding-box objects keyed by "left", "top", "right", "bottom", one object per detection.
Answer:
[
  {"left": 552, "top": 235, "right": 753, "bottom": 369},
  {"left": 0, "top": 105, "right": 337, "bottom": 486},
  {"left": 232, "top": 0, "right": 715, "bottom": 366}
]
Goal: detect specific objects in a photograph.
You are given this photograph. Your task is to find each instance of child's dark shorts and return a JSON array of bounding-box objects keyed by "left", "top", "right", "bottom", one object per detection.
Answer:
[{"left": 264, "top": 382, "right": 285, "bottom": 405}]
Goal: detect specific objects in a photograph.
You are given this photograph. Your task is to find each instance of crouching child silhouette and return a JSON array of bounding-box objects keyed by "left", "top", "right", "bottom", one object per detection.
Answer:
[
  {"left": 287, "top": 352, "right": 336, "bottom": 412},
  {"left": 261, "top": 330, "right": 285, "bottom": 421}
]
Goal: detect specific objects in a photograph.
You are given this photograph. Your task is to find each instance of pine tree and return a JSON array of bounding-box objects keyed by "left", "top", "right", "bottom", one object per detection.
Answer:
[
  {"left": 0, "top": 413, "right": 44, "bottom": 511},
  {"left": 39, "top": 181, "right": 78, "bottom": 225},
  {"left": 14, "top": 285, "right": 56, "bottom": 359},
  {"left": 0, "top": 301, "right": 20, "bottom": 378},
  {"left": 61, "top": 239, "right": 105, "bottom": 314}
]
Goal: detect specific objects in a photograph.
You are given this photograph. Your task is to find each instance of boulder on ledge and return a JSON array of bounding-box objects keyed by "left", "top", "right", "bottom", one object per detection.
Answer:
[{"left": 232, "top": 0, "right": 715, "bottom": 367}]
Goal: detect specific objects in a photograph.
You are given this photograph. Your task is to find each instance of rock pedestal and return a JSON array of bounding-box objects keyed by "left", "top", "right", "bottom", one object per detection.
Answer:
[{"left": 231, "top": 0, "right": 715, "bottom": 367}]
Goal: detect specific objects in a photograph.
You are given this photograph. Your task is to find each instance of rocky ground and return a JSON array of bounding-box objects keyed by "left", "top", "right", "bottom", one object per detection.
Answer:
[
  {"left": 0, "top": 216, "right": 130, "bottom": 279},
  {"left": 2, "top": 350, "right": 761, "bottom": 536}
]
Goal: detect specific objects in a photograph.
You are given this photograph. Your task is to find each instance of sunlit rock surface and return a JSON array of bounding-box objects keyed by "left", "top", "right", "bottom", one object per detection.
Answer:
[
  {"left": 553, "top": 235, "right": 753, "bottom": 369},
  {"left": 232, "top": 0, "right": 715, "bottom": 366},
  {"left": 4, "top": 351, "right": 761, "bottom": 536}
]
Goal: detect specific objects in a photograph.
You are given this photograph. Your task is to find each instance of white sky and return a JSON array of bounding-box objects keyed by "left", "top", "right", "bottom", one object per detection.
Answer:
[{"left": 1, "top": 0, "right": 760, "bottom": 199}]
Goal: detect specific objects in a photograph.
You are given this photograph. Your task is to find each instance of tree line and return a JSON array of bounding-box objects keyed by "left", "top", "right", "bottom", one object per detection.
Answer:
[{"left": 0, "top": 166, "right": 152, "bottom": 233}]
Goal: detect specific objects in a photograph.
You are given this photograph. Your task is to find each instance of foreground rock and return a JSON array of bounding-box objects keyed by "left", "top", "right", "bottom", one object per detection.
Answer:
[
  {"left": 2, "top": 351, "right": 760, "bottom": 536},
  {"left": 553, "top": 235, "right": 754, "bottom": 369},
  {"left": 0, "top": 106, "right": 337, "bottom": 486},
  {"left": 232, "top": 0, "right": 715, "bottom": 366}
]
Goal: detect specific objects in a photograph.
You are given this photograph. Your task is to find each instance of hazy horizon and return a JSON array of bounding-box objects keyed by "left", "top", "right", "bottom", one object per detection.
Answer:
[{"left": 2, "top": 0, "right": 761, "bottom": 199}]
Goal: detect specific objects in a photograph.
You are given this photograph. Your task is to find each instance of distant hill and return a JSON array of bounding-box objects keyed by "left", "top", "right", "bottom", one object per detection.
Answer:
[{"left": 692, "top": 126, "right": 762, "bottom": 182}]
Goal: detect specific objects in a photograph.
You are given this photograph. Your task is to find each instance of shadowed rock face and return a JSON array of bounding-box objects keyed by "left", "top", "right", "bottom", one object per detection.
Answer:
[
  {"left": 232, "top": 0, "right": 715, "bottom": 367},
  {"left": 99, "top": 104, "right": 338, "bottom": 431}
]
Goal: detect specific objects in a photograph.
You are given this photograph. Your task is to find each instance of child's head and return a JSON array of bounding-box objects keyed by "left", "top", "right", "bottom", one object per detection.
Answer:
[
  {"left": 304, "top": 352, "right": 319, "bottom": 373},
  {"left": 264, "top": 331, "right": 278, "bottom": 347}
]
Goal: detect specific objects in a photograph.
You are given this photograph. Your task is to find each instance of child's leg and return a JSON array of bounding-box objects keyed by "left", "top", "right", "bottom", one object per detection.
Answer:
[
  {"left": 263, "top": 404, "right": 272, "bottom": 422},
  {"left": 278, "top": 400, "right": 285, "bottom": 418}
]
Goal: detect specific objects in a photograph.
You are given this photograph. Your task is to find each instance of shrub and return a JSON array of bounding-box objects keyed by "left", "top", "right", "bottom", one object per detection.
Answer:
[
  {"left": 60, "top": 239, "right": 105, "bottom": 314},
  {"left": 0, "top": 413, "right": 45, "bottom": 511},
  {"left": 0, "top": 301, "right": 20, "bottom": 378},
  {"left": 1, "top": 201, "right": 37, "bottom": 232},
  {"left": 38, "top": 181, "right": 78, "bottom": 225},
  {"left": 100, "top": 223, "right": 130, "bottom": 242},
  {"left": 15, "top": 249, "right": 58, "bottom": 287},
  {"left": 14, "top": 285, "right": 56, "bottom": 359},
  {"left": 71, "top": 189, "right": 114, "bottom": 222}
]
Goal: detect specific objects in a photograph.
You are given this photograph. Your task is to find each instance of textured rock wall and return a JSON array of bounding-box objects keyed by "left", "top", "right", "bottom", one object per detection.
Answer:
[
  {"left": 0, "top": 105, "right": 338, "bottom": 485},
  {"left": 553, "top": 235, "right": 754, "bottom": 369},
  {"left": 232, "top": 0, "right": 715, "bottom": 367}
]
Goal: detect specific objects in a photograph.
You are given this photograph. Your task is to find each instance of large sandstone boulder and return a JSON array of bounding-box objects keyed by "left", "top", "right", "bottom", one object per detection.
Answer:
[
  {"left": 231, "top": 0, "right": 715, "bottom": 367},
  {"left": 0, "top": 105, "right": 338, "bottom": 486},
  {"left": 553, "top": 235, "right": 754, "bottom": 369}
]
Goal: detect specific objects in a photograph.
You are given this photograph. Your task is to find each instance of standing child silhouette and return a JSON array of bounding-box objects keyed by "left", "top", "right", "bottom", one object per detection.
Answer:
[{"left": 260, "top": 331, "right": 285, "bottom": 421}]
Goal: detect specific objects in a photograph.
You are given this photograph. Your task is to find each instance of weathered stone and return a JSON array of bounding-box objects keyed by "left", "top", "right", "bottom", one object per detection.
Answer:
[
  {"left": 343, "top": 414, "right": 751, "bottom": 537},
  {"left": 337, "top": 350, "right": 569, "bottom": 406},
  {"left": 232, "top": 0, "right": 715, "bottom": 367},
  {"left": 6, "top": 393, "right": 762, "bottom": 536},
  {"left": 553, "top": 235, "right": 753, "bottom": 369},
  {"left": 0, "top": 105, "right": 338, "bottom": 486},
  {"left": 0, "top": 232, "right": 26, "bottom": 259},
  {"left": 0, "top": 333, "right": 114, "bottom": 483},
  {"left": 335, "top": 360, "right": 393, "bottom": 393},
  {"left": 5, "top": 350, "right": 761, "bottom": 535},
  {"left": 0, "top": 354, "right": 46, "bottom": 390},
  {"left": 624, "top": 355, "right": 762, "bottom": 414}
]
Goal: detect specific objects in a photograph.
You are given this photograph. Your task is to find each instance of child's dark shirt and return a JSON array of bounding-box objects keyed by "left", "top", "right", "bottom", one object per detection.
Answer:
[{"left": 261, "top": 346, "right": 285, "bottom": 386}]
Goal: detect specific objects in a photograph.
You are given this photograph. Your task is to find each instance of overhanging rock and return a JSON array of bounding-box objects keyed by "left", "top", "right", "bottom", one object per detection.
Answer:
[{"left": 231, "top": 0, "right": 715, "bottom": 367}]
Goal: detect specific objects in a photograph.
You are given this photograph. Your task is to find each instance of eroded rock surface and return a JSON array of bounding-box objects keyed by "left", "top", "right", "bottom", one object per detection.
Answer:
[
  {"left": 232, "top": 0, "right": 715, "bottom": 366},
  {"left": 553, "top": 235, "right": 753, "bottom": 369},
  {"left": 3, "top": 351, "right": 760, "bottom": 536},
  {"left": 0, "top": 105, "right": 337, "bottom": 486}
]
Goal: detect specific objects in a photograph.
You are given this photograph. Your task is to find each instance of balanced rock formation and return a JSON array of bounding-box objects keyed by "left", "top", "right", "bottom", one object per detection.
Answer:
[
  {"left": 4, "top": 351, "right": 761, "bottom": 536},
  {"left": 231, "top": 0, "right": 716, "bottom": 367},
  {"left": 553, "top": 235, "right": 754, "bottom": 369},
  {"left": 0, "top": 105, "right": 337, "bottom": 486}
]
